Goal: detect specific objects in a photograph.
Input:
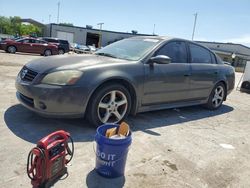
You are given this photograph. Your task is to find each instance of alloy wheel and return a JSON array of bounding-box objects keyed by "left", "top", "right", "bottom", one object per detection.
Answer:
[
  {"left": 97, "top": 90, "right": 128, "bottom": 124},
  {"left": 44, "top": 50, "right": 52, "bottom": 56},
  {"left": 8, "top": 46, "right": 16, "bottom": 53},
  {"left": 58, "top": 49, "right": 64, "bottom": 55},
  {"left": 212, "top": 85, "right": 224, "bottom": 108}
]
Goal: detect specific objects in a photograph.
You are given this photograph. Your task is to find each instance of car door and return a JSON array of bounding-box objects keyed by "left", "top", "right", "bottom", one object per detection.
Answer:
[
  {"left": 27, "top": 39, "right": 42, "bottom": 53},
  {"left": 32, "top": 39, "right": 46, "bottom": 54},
  {"left": 142, "top": 41, "right": 191, "bottom": 106},
  {"left": 17, "top": 39, "right": 31, "bottom": 52},
  {"left": 188, "top": 43, "right": 218, "bottom": 100}
]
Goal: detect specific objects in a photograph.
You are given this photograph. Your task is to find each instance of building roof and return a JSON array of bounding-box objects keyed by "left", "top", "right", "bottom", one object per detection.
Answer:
[
  {"left": 196, "top": 40, "right": 250, "bottom": 50},
  {"left": 50, "top": 23, "right": 155, "bottom": 36},
  {"left": 21, "top": 18, "right": 45, "bottom": 28},
  {"left": 196, "top": 41, "right": 250, "bottom": 58}
]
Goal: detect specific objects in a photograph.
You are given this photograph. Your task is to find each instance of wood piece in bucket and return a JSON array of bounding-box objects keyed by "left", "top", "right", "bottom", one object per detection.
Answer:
[
  {"left": 118, "top": 122, "right": 130, "bottom": 136},
  {"left": 105, "top": 127, "right": 117, "bottom": 138}
]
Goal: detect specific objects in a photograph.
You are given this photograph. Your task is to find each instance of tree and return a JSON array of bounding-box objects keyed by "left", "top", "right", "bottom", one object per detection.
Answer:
[
  {"left": 20, "top": 24, "right": 42, "bottom": 36},
  {"left": 0, "top": 16, "right": 12, "bottom": 34},
  {"left": 0, "top": 15, "right": 42, "bottom": 36},
  {"left": 10, "top": 16, "right": 22, "bottom": 35}
]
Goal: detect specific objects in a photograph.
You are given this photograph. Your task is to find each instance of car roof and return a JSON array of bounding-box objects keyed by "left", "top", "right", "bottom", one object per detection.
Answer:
[
  {"left": 19, "top": 37, "right": 48, "bottom": 43},
  {"left": 130, "top": 35, "right": 200, "bottom": 43},
  {"left": 43, "top": 37, "right": 67, "bottom": 41},
  {"left": 129, "top": 36, "right": 217, "bottom": 55},
  {"left": 20, "top": 37, "right": 39, "bottom": 40},
  {"left": 129, "top": 35, "right": 175, "bottom": 41}
]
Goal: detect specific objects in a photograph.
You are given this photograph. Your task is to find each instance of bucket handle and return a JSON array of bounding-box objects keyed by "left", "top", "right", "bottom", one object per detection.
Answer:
[{"left": 93, "top": 140, "right": 130, "bottom": 163}]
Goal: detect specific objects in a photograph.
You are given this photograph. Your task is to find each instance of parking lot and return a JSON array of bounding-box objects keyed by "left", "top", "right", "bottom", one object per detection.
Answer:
[{"left": 0, "top": 51, "right": 250, "bottom": 188}]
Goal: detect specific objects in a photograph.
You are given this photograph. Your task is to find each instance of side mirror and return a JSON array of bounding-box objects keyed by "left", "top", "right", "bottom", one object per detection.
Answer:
[{"left": 149, "top": 55, "right": 171, "bottom": 65}]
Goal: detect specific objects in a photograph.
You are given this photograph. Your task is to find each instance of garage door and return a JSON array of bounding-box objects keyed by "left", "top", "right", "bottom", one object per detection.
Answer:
[{"left": 56, "top": 31, "right": 74, "bottom": 43}]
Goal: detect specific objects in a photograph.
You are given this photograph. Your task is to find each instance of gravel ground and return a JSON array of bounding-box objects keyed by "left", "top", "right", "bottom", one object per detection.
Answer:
[
  {"left": 0, "top": 51, "right": 249, "bottom": 188},
  {"left": 0, "top": 50, "right": 41, "bottom": 66}
]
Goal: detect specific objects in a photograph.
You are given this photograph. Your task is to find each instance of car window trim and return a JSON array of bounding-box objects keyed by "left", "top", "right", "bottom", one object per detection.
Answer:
[{"left": 211, "top": 52, "right": 218, "bottom": 64}]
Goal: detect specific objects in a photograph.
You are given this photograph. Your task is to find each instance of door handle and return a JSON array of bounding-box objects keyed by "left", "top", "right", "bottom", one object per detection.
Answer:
[
  {"left": 184, "top": 73, "right": 191, "bottom": 77},
  {"left": 214, "top": 71, "right": 218, "bottom": 74}
]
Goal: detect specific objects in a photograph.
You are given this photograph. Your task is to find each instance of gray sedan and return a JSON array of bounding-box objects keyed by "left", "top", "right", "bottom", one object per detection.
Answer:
[{"left": 15, "top": 36, "right": 235, "bottom": 127}]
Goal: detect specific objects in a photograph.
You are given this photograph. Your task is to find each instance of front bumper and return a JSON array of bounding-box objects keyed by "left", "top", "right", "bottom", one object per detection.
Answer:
[{"left": 15, "top": 76, "right": 89, "bottom": 118}]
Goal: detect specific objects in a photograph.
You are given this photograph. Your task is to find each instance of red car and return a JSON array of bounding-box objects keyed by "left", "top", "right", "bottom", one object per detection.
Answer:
[{"left": 0, "top": 38, "right": 58, "bottom": 56}]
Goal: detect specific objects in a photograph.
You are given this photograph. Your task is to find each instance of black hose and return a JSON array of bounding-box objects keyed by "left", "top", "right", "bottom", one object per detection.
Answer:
[
  {"left": 27, "top": 150, "right": 34, "bottom": 180},
  {"left": 27, "top": 147, "right": 45, "bottom": 181},
  {"left": 66, "top": 136, "right": 74, "bottom": 163}
]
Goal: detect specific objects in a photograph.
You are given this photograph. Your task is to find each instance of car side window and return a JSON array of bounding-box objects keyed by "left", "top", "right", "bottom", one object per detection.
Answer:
[
  {"left": 189, "top": 43, "right": 212, "bottom": 64},
  {"left": 22, "top": 39, "right": 30, "bottom": 43},
  {"left": 60, "top": 40, "right": 69, "bottom": 44},
  {"left": 29, "top": 39, "right": 36, "bottom": 43},
  {"left": 35, "top": 40, "right": 46, "bottom": 44},
  {"left": 155, "top": 41, "right": 187, "bottom": 63},
  {"left": 48, "top": 39, "right": 57, "bottom": 43}
]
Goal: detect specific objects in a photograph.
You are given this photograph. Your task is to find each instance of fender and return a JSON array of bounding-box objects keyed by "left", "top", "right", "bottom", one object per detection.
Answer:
[{"left": 81, "top": 63, "right": 144, "bottom": 114}]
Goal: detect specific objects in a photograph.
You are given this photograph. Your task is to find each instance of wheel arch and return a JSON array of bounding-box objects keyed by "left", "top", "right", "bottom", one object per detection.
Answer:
[
  {"left": 86, "top": 77, "right": 138, "bottom": 116},
  {"left": 6, "top": 45, "right": 17, "bottom": 52}
]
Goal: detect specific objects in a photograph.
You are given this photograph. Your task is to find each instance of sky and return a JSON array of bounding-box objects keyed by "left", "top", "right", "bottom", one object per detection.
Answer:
[{"left": 0, "top": 0, "right": 250, "bottom": 46}]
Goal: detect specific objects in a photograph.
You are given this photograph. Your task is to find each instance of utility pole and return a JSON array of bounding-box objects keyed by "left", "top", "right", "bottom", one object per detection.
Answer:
[
  {"left": 192, "top": 13, "right": 198, "bottom": 41},
  {"left": 97, "top": 22, "right": 104, "bottom": 48},
  {"left": 57, "top": 1, "right": 60, "bottom": 24},
  {"left": 49, "top": 14, "right": 51, "bottom": 23},
  {"left": 153, "top": 24, "right": 156, "bottom": 35}
]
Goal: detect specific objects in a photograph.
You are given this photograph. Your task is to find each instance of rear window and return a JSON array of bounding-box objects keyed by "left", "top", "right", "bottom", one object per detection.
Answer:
[
  {"left": 189, "top": 43, "right": 212, "bottom": 64},
  {"left": 59, "top": 40, "right": 69, "bottom": 44},
  {"left": 44, "top": 38, "right": 58, "bottom": 43}
]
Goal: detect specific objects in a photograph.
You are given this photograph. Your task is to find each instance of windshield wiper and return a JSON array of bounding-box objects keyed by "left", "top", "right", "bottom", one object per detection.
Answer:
[{"left": 95, "top": 52, "right": 118, "bottom": 59}]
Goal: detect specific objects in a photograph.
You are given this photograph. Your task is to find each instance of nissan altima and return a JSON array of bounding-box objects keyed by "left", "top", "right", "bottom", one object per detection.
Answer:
[{"left": 16, "top": 36, "right": 235, "bottom": 127}]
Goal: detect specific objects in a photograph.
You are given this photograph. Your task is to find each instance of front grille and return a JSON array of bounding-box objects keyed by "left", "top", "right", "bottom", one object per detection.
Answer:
[
  {"left": 20, "top": 67, "right": 38, "bottom": 82},
  {"left": 19, "top": 93, "right": 34, "bottom": 107}
]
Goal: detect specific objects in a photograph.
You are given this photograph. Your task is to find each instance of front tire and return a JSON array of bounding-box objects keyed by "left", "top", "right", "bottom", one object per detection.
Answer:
[
  {"left": 86, "top": 84, "right": 131, "bottom": 127},
  {"left": 7, "top": 46, "right": 16, "bottom": 54},
  {"left": 205, "top": 82, "right": 226, "bottom": 110}
]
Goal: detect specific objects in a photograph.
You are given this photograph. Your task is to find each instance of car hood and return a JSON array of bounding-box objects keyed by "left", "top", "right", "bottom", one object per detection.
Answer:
[{"left": 25, "top": 54, "right": 132, "bottom": 73}]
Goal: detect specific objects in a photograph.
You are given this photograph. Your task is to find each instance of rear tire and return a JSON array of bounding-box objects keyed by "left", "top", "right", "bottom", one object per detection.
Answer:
[
  {"left": 205, "top": 82, "right": 226, "bottom": 110},
  {"left": 58, "top": 49, "right": 65, "bottom": 55},
  {"left": 86, "top": 84, "right": 131, "bottom": 127},
  {"left": 44, "top": 49, "right": 52, "bottom": 56},
  {"left": 7, "top": 46, "right": 16, "bottom": 54}
]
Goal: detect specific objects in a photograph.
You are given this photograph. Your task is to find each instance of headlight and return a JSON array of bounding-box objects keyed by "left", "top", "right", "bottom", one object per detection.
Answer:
[{"left": 41, "top": 70, "right": 83, "bottom": 85}]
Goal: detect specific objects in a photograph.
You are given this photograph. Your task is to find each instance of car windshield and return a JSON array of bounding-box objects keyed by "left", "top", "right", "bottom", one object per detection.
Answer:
[{"left": 95, "top": 38, "right": 160, "bottom": 61}]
